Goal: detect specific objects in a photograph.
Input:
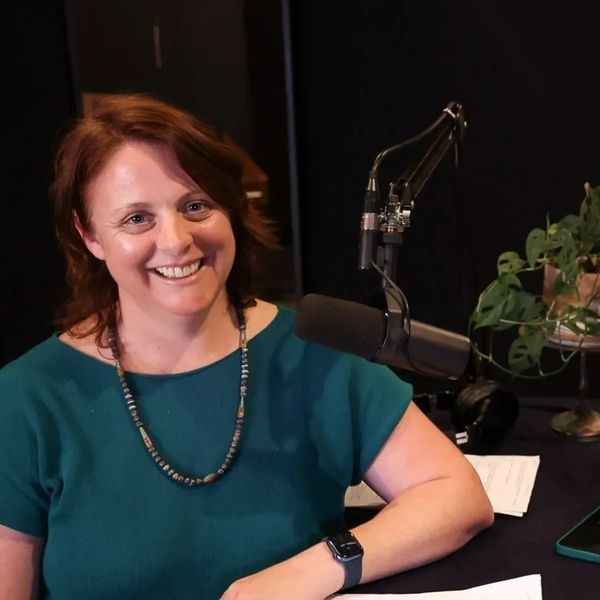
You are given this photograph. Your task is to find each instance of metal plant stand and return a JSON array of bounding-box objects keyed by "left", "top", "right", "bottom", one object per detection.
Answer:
[{"left": 550, "top": 350, "right": 600, "bottom": 441}]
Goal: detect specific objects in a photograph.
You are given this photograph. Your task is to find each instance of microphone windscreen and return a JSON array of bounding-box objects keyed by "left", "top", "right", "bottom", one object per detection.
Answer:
[{"left": 295, "top": 294, "right": 386, "bottom": 360}]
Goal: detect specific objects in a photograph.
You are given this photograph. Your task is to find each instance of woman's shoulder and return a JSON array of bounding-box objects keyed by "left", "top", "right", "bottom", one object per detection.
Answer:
[
  {"left": 259, "top": 300, "right": 411, "bottom": 389},
  {"left": 245, "top": 299, "right": 280, "bottom": 339},
  {"left": 0, "top": 331, "right": 107, "bottom": 391},
  {"left": 0, "top": 336, "right": 67, "bottom": 418},
  {"left": 56, "top": 317, "right": 113, "bottom": 365},
  {"left": 249, "top": 300, "right": 362, "bottom": 368},
  {"left": 244, "top": 300, "right": 298, "bottom": 342},
  {"left": 1, "top": 335, "right": 61, "bottom": 378}
]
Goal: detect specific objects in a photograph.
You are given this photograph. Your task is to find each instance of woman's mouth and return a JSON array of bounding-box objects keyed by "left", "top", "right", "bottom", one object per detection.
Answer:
[{"left": 153, "top": 259, "right": 204, "bottom": 279}]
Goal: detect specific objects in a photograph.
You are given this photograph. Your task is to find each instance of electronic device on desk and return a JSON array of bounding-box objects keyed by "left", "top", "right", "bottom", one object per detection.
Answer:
[
  {"left": 413, "top": 381, "right": 519, "bottom": 452},
  {"left": 556, "top": 504, "right": 600, "bottom": 564},
  {"left": 295, "top": 102, "right": 520, "bottom": 452}
]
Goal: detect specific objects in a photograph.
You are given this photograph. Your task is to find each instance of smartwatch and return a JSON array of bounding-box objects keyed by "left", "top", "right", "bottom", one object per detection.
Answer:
[{"left": 323, "top": 530, "right": 364, "bottom": 590}]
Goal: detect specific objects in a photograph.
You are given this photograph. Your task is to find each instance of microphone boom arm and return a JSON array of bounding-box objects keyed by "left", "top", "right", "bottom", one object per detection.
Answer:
[
  {"left": 358, "top": 101, "right": 466, "bottom": 277},
  {"left": 396, "top": 103, "right": 465, "bottom": 221}
]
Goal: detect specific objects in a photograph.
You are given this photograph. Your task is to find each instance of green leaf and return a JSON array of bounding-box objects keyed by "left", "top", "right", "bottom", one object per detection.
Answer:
[
  {"left": 473, "top": 290, "right": 506, "bottom": 328},
  {"left": 491, "top": 291, "right": 542, "bottom": 331},
  {"left": 508, "top": 328, "right": 545, "bottom": 374},
  {"left": 516, "top": 294, "right": 546, "bottom": 322},
  {"left": 472, "top": 275, "right": 531, "bottom": 330},
  {"left": 588, "top": 184, "right": 600, "bottom": 205},
  {"left": 498, "top": 272, "right": 523, "bottom": 292},
  {"left": 556, "top": 214, "right": 579, "bottom": 232},
  {"left": 472, "top": 282, "right": 509, "bottom": 329},
  {"left": 497, "top": 251, "right": 526, "bottom": 274},
  {"left": 492, "top": 294, "right": 519, "bottom": 330},
  {"left": 525, "top": 229, "right": 546, "bottom": 267},
  {"left": 580, "top": 192, "right": 600, "bottom": 248},
  {"left": 563, "top": 306, "right": 600, "bottom": 337},
  {"left": 552, "top": 236, "right": 578, "bottom": 271},
  {"left": 552, "top": 259, "right": 579, "bottom": 296}
]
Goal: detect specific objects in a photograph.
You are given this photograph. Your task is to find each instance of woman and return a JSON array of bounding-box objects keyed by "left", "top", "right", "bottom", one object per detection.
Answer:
[{"left": 0, "top": 94, "right": 493, "bottom": 599}]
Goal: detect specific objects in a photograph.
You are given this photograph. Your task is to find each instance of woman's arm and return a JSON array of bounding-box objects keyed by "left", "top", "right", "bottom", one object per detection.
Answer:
[
  {"left": 221, "top": 401, "right": 493, "bottom": 599},
  {"left": 353, "top": 401, "right": 494, "bottom": 582},
  {"left": 0, "top": 524, "right": 43, "bottom": 600}
]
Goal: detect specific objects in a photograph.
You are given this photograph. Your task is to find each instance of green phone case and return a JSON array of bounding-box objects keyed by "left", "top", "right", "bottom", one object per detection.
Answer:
[{"left": 555, "top": 504, "right": 600, "bottom": 565}]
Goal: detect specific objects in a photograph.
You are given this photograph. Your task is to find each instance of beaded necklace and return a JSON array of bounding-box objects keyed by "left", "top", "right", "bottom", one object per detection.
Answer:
[{"left": 107, "top": 309, "right": 248, "bottom": 487}]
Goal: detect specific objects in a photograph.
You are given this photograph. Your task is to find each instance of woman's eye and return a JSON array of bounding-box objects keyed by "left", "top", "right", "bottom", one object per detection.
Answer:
[
  {"left": 125, "top": 213, "right": 148, "bottom": 225},
  {"left": 187, "top": 201, "right": 208, "bottom": 213}
]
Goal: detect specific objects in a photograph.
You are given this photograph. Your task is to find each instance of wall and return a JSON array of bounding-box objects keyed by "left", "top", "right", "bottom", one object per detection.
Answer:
[
  {"left": 2, "top": 2, "right": 75, "bottom": 364},
  {"left": 290, "top": 1, "right": 600, "bottom": 396}
]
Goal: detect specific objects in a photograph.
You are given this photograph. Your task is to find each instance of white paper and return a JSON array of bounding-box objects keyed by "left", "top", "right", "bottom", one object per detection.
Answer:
[
  {"left": 345, "top": 455, "right": 540, "bottom": 517},
  {"left": 465, "top": 454, "right": 540, "bottom": 517},
  {"left": 336, "top": 573, "right": 542, "bottom": 600},
  {"left": 344, "top": 481, "right": 386, "bottom": 508}
]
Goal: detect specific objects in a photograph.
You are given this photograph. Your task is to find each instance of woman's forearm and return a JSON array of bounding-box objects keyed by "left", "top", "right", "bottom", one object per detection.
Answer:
[
  {"left": 221, "top": 470, "right": 493, "bottom": 599},
  {"left": 0, "top": 525, "right": 43, "bottom": 600},
  {"left": 353, "top": 469, "right": 494, "bottom": 584}
]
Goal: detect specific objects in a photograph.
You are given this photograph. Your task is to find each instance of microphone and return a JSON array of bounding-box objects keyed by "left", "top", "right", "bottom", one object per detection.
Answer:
[
  {"left": 295, "top": 294, "right": 471, "bottom": 380},
  {"left": 358, "top": 170, "right": 379, "bottom": 270}
]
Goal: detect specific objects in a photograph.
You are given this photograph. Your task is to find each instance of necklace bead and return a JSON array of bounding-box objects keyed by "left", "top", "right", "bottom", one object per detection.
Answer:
[{"left": 107, "top": 310, "right": 248, "bottom": 487}]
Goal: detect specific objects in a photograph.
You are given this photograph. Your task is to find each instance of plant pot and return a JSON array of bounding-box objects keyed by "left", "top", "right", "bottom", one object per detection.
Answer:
[{"left": 542, "top": 264, "right": 600, "bottom": 348}]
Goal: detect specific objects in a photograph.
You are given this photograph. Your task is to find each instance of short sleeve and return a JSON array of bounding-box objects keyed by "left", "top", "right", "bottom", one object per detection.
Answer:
[
  {"left": 0, "top": 368, "right": 50, "bottom": 537},
  {"left": 348, "top": 360, "right": 412, "bottom": 483}
]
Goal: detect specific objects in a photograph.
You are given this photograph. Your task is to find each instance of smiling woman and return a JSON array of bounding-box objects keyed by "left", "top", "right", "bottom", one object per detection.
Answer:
[
  {"left": 0, "top": 94, "right": 493, "bottom": 600},
  {"left": 51, "top": 95, "right": 278, "bottom": 349},
  {"left": 75, "top": 141, "right": 237, "bottom": 326}
]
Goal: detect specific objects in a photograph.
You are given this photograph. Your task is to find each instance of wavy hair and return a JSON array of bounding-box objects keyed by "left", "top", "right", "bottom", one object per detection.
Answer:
[{"left": 52, "top": 93, "right": 278, "bottom": 344}]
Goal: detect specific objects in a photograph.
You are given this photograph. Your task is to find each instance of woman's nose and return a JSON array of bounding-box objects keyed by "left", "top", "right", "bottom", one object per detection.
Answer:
[{"left": 155, "top": 214, "right": 193, "bottom": 254}]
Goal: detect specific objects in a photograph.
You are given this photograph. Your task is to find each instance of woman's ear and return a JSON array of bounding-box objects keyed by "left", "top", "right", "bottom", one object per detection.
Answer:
[{"left": 73, "top": 210, "right": 105, "bottom": 261}]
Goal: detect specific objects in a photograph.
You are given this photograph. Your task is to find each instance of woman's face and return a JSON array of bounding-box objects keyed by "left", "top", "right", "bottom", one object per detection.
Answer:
[{"left": 78, "top": 141, "right": 236, "bottom": 321}]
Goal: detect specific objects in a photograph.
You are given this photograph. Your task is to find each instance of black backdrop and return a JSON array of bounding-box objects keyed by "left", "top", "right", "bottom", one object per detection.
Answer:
[
  {"left": 2, "top": 3, "right": 74, "bottom": 363},
  {"left": 3, "top": 1, "right": 600, "bottom": 398},
  {"left": 290, "top": 1, "right": 600, "bottom": 397}
]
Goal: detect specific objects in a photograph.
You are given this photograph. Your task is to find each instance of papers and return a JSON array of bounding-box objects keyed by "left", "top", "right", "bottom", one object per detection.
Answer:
[
  {"left": 344, "top": 481, "right": 385, "bottom": 508},
  {"left": 465, "top": 454, "right": 540, "bottom": 517},
  {"left": 336, "top": 574, "right": 542, "bottom": 599},
  {"left": 345, "top": 454, "right": 540, "bottom": 518}
]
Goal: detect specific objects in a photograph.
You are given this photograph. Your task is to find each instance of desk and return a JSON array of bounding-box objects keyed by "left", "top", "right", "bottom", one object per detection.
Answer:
[{"left": 348, "top": 397, "right": 600, "bottom": 599}]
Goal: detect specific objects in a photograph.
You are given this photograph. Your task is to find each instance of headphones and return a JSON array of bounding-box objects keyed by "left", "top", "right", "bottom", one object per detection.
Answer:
[{"left": 413, "top": 379, "right": 520, "bottom": 451}]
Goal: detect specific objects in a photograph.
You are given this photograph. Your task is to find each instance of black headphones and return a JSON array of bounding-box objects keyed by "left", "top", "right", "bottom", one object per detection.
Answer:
[{"left": 413, "top": 379, "right": 520, "bottom": 451}]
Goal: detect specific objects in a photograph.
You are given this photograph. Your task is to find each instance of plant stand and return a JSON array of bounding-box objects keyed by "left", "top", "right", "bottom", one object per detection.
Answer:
[{"left": 550, "top": 350, "right": 600, "bottom": 441}]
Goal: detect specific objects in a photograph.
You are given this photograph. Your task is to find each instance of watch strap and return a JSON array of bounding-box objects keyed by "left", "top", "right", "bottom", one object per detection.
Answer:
[{"left": 341, "top": 551, "right": 362, "bottom": 590}]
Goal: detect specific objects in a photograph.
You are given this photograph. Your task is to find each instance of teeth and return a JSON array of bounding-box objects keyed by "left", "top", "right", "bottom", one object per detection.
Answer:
[{"left": 155, "top": 260, "right": 202, "bottom": 279}]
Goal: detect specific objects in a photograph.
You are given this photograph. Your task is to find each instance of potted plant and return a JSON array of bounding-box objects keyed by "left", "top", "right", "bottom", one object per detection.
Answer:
[{"left": 470, "top": 182, "right": 600, "bottom": 378}]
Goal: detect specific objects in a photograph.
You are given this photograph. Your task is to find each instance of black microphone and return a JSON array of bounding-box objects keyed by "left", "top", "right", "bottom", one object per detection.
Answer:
[
  {"left": 295, "top": 294, "right": 471, "bottom": 380},
  {"left": 358, "top": 170, "right": 379, "bottom": 270}
]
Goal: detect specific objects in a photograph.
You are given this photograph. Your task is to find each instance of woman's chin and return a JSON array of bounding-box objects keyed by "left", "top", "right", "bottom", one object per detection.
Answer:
[
  {"left": 153, "top": 292, "right": 229, "bottom": 319},
  {"left": 157, "top": 301, "right": 215, "bottom": 318}
]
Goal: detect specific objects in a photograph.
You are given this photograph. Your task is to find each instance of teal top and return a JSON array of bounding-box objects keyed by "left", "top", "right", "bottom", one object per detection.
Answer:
[{"left": 0, "top": 307, "right": 412, "bottom": 599}]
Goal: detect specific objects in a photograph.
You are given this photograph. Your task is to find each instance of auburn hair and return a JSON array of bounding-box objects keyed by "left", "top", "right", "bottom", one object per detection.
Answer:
[{"left": 52, "top": 93, "right": 278, "bottom": 344}]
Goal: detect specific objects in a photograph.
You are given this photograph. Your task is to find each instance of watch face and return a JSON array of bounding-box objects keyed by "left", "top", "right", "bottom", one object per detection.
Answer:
[{"left": 328, "top": 531, "right": 364, "bottom": 560}]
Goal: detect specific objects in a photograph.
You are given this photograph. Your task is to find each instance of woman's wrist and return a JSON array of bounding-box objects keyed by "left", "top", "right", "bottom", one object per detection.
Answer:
[{"left": 296, "top": 541, "right": 347, "bottom": 597}]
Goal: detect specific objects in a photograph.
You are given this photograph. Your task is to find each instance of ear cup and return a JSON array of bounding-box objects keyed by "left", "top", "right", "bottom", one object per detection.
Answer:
[{"left": 450, "top": 380, "right": 519, "bottom": 446}]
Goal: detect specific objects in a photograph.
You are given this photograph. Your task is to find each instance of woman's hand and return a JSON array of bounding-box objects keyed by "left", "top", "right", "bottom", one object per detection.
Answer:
[{"left": 220, "top": 542, "right": 343, "bottom": 600}]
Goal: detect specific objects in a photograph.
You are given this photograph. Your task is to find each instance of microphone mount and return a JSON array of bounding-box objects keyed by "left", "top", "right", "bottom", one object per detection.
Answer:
[
  {"left": 358, "top": 101, "right": 466, "bottom": 283},
  {"left": 376, "top": 286, "right": 409, "bottom": 367},
  {"left": 356, "top": 101, "right": 470, "bottom": 379}
]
